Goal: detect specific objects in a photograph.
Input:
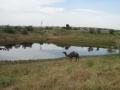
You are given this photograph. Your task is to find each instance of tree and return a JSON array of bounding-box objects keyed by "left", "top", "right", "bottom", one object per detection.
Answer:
[{"left": 66, "top": 24, "right": 71, "bottom": 30}]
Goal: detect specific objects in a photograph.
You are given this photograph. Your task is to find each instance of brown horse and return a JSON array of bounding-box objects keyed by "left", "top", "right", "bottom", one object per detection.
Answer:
[{"left": 63, "top": 51, "right": 79, "bottom": 62}]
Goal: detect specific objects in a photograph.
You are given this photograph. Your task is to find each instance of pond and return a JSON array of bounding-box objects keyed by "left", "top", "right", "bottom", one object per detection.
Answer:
[{"left": 0, "top": 42, "right": 119, "bottom": 61}]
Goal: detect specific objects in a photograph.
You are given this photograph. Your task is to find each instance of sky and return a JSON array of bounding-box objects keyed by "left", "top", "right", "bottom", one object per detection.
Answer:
[{"left": 0, "top": 0, "right": 120, "bottom": 29}]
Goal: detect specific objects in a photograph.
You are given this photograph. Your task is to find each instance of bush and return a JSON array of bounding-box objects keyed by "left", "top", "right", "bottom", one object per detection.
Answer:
[
  {"left": 14, "top": 26, "right": 22, "bottom": 31},
  {"left": 3, "top": 25, "right": 15, "bottom": 34},
  {"left": 89, "top": 28, "right": 95, "bottom": 33},
  {"left": 21, "top": 28, "right": 28, "bottom": 35},
  {"left": 97, "top": 28, "right": 101, "bottom": 34},
  {"left": 0, "top": 75, "right": 14, "bottom": 87},
  {"left": 109, "top": 29, "right": 115, "bottom": 34},
  {"left": 25, "top": 26, "right": 33, "bottom": 31},
  {"left": 45, "top": 26, "right": 53, "bottom": 30}
]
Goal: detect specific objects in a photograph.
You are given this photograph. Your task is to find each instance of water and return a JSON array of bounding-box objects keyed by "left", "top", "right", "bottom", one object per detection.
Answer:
[{"left": 0, "top": 43, "right": 119, "bottom": 61}]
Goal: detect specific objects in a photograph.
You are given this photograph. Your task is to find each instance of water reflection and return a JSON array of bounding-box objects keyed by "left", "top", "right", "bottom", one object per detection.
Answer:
[
  {"left": 96, "top": 47, "right": 99, "bottom": 51},
  {"left": 0, "top": 43, "right": 118, "bottom": 54},
  {"left": 88, "top": 47, "right": 94, "bottom": 52},
  {"left": 22, "top": 42, "right": 32, "bottom": 49},
  {"left": 0, "top": 42, "right": 33, "bottom": 50},
  {"left": 107, "top": 47, "right": 117, "bottom": 53},
  {"left": 0, "top": 42, "right": 119, "bottom": 61},
  {"left": 65, "top": 46, "right": 70, "bottom": 50}
]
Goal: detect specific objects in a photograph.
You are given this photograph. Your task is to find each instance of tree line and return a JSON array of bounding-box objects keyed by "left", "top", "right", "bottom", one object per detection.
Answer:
[{"left": 0, "top": 24, "right": 118, "bottom": 35}]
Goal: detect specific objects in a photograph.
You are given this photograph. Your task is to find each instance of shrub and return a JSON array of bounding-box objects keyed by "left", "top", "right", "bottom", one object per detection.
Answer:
[
  {"left": 0, "top": 75, "right": 14, "bottom": 87},
  {"left": 109, "top": 29, "right": 115, "bottom": 34},
  {"left": 14, "top": 26, "right": 22, "bottom": 31},
  {"left": 89, "top": 28, "right": 95, "bottom": 33},
  {"left": 25, "top": 26, "right": 33, "bottom": 31},
  {"left": 3, "top": 25, "right": 15, "bottom": 34},
  {"left": 97, "top": 28, "right": 101, "bottom": 34},
  {"left": 45, "top": 26, "right": 53, "bottom": 30},
  {"left": 21, "top": 28, "right": 28, "bottom": 35}
]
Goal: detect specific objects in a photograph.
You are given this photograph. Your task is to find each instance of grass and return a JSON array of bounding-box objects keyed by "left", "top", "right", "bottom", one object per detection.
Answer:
[
  {"left": 0, "top": 29, "right": 120, "bottom": 89},
  {"left": 52, "top": 30, "right": 115, "bottom": 47},
  {"left": 0, "top": 54, "right": 120, "bottom": 90},
  {"left": 0, "top": 29, "right": 116, "bottom": 48}
]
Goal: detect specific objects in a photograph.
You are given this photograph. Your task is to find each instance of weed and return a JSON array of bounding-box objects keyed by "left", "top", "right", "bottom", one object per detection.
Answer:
[
  {"left": 23, "top": 67, "right": 30, "bottom": 75},
  {"left": 115, "top": 66, "right": 120, "bottom": 71},
  {"left": 100, "top": 58, "right": 107, "bottom": 64},
  {"left": 82, "top": 60, "right": 94, "bottom": 68},
  {"left": 66, "top": 65, "right": 77, "bottom": 73},
  {"left": 0, "top": 75, "right": 14, "bottom": 87},
  {"left": 12, "top": 68, "right": 19, "bottom": 75},
  {"left": 87, "top": 60, "right": 94, "bottom": 67}
]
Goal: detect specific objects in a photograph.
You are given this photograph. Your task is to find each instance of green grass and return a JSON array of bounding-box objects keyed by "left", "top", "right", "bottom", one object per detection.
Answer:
[
  {"left": 0, "top": 28, "right": 120, "bottom": 89},
  {"left": 50, "top": 30, "right": 116, "bottom": 47},
  {"left": 0, "top": 54, "right": 120, "bottom": 90},
  {"left": 0, "top": 29, "right": 117, "bottom": 48}
]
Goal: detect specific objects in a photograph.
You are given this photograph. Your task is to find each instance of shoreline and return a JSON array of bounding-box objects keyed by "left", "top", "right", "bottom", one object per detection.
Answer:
[{"left": 0, "top": 54, "right": 117, "bottom": 62}]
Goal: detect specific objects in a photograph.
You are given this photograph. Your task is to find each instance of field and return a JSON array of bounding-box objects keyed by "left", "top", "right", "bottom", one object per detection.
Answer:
[
  {"left": 0, "top": 29, "right": 117, "bottom": 48},
  {"left": 0, "top": 55, "right": 120, "bottom": 90},
  {"left": 0, "top": 27, "right": 120, "bottom": 90}
]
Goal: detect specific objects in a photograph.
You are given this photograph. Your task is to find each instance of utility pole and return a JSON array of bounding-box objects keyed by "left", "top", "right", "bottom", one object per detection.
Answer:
[{"left": 41, "top": 21, "right": 43, "bottom": 27}]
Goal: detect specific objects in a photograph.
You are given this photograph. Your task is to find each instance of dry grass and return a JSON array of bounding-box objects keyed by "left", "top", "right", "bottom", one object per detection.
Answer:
[
  {"left": 0, "top": 29, "right": 119, "bottom": 89},
  {"left": 0, "top": 54, "right": 120, "bottom": 90}
]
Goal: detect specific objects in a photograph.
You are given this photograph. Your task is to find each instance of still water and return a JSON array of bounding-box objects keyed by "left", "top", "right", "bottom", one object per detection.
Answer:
[{"left": 0, "top": 43, "right": 119, "bottom": 61}]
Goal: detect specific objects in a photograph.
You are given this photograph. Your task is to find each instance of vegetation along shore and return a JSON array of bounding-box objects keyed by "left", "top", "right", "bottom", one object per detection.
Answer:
[{"left": 0, "top": 25, "right": 120, "bottom": 47}]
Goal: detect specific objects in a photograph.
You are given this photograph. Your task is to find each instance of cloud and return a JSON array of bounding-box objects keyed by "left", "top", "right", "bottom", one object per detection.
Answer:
[
  {"left": 32, "top": 43, "right": 64, "bottom": 50},
  {"left": 75, "top": 8, "right": 105, "bottom": 14},
  {"left": 73, "top": 8, "right": 120, "bottom": 29},
  {"left": 43, "top": 8, "right": 120, "bottom": 29},
  {"left": 0, "top": 0, "right": 65, "bottom": 12},
  {"left": 34, "top": 7, "right": 64, "bottom": 13},
  {"left": 0, "top": 0, "right": 120, "bottom": 30},
  {"left": 0, "top": 0, "right": 65, "bottom": 7},
  {"left": 0, "top": 0, "right": 65, "bottom": 25}
]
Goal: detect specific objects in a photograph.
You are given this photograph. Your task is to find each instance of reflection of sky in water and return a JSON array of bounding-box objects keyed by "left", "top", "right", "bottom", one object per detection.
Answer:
[{"left": 0, "top": 43, "right": 119, "bottom": 61}]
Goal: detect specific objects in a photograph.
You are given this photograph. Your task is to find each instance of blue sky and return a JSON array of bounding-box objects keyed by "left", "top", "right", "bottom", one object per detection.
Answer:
[
  {"left": 0, "top": 0, "right": 120, "bottom": 29},
  {"left": 52, "top": 0, "right": 120, "bottom": 14}
]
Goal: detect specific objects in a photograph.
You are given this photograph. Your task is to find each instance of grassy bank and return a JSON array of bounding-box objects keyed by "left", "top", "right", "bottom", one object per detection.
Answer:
[
  {"left": 0, "top": 29, "right": 117, "bottom": 48},
  {"left": 0, "top": 54, "right": 120, "bottom": 90},
  {"left": 50, "top": 30, "right": 115, "bottom": 47}
]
